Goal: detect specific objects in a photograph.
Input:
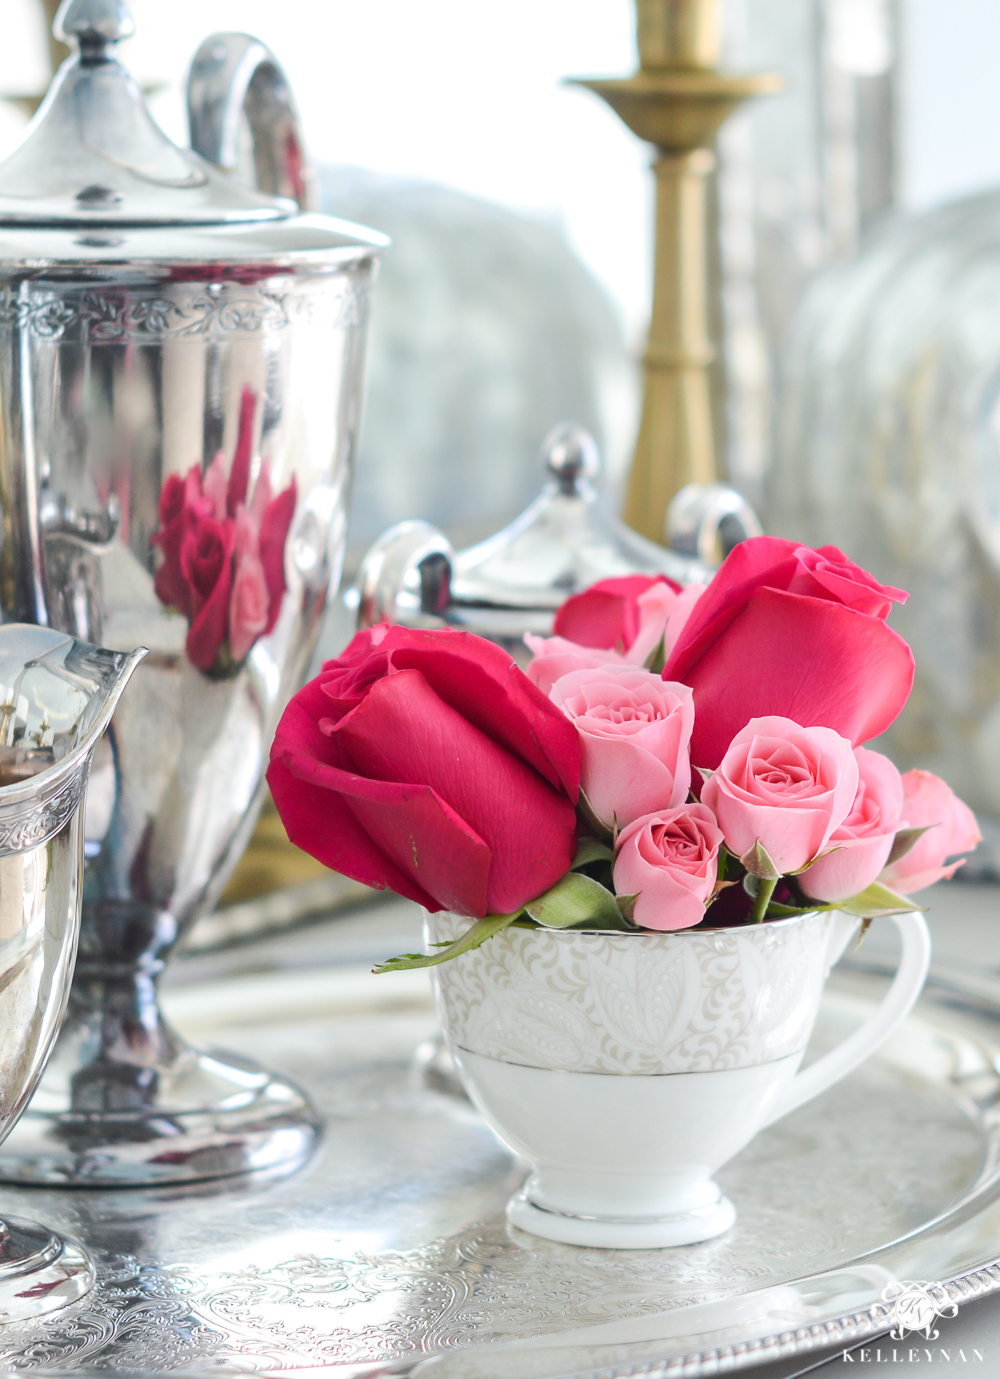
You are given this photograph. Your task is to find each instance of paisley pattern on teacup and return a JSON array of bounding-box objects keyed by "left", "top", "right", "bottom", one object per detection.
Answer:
[{"left": 427, "top": 911, "right": 851, "bottom": 1075}]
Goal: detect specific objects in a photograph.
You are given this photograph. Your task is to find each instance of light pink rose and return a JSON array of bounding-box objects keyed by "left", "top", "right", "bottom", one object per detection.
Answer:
[
  {"left": 548, "top": 666, "right": 694, "bottom": 829},
  {"left": 879, "top": 769, "right": 981, "bottom": 893},
  {"left": 800, "top": 747, "right": 904, "bottom": 902},
  {"left": 525, "top": 582, "right": 706, "bottom": 696},
  {"left": 627, "top": 581, "right": 706, "bottom": 666},
  {"left": 700, "top": 716, "right": 859, "bottom": 875},
  {"left": 229, "top": 508, "right": 269, "bottom": 662},
  {"left": 613, "top": 804, "right": 724, "bottom": 930},
  {"left": 524, "top": 635, "right": 626, "bottom": 696}
]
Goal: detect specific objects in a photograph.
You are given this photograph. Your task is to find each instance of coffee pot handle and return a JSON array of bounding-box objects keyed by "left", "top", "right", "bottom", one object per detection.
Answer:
[
  {"left": 186, "top": 33, "right": 315, "bottom": 210},
  {"left": 762, "top": 911, "right": 931, "bottom": 1127}
]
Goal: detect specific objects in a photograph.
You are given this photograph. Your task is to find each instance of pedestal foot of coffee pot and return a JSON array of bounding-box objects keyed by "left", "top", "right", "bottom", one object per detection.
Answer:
[
  {"left": 0, "top": 1217, "right": 94, "bottom": 1321},
  {"left": 0, "top": 1047, "right": 320, "bottom": 1187}
]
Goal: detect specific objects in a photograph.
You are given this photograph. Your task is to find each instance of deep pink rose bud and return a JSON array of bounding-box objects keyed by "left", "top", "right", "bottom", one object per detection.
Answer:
[
  {"left": 701, "top": 716, "right": 859, "bottom": 875},
  {"left": 267, "top": 626, "right": 581, "bottom": 918},
  {"left": 548, "top": 665, "right": 694, "bottom": 829},
  {"left": 800, "top": 747, "right": 904, "bottom": 902},
  {"left": 664, "top": 536, "right": 915, "bottom": 769},
  {"left": 879, "top": 770, "right": 981, "bottom": 893},
  {"left": 613, "top": 804, "right": 724, "bottom": 930}
]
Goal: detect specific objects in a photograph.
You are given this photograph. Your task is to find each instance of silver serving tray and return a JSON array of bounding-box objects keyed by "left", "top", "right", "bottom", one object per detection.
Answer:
[{"left": 2, "top": 951, "right": 1000, "bottom": 1377}]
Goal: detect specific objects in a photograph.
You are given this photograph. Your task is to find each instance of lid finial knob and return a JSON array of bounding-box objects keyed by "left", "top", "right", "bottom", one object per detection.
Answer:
[
  {"left": 542, "top": 423, "right": 601, "bottom": 495},
  {"left": 53, "top": 0, "right": 135, "bottom": 61}
]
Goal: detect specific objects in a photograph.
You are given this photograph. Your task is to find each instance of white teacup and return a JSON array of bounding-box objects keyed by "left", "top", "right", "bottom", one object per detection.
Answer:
[{"left": 426, "top": 908, "right": 931, "bottom": 1248}]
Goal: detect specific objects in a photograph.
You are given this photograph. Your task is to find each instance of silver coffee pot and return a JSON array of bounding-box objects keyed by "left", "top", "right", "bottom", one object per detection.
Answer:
[
  {"left": 0, "top": 624, "right": 143, "bottom": 1320},
  {"left": 0, "top": 0, "right": 385, "bottom": 1185}
]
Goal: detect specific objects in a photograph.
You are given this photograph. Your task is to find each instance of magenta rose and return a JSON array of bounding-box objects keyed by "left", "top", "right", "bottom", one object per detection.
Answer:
[
  {"left": 701, "top": 716, "right": 859, "bottom": 874},
  {"left": 613, "top": 805, "right": 724, "bottom": 930},
  {"left": 548, "top": 665, "right": 693, "bottom": 829},
  {"left": 267, "top": 625, "right": 581, "bottom": 917},
  {"left": 663, "top": 537, "right": 915, "bottom": 770},
  {"left": 553, "top": 574, "right": 680, "bottom": 651},
  {"left": 879, "top": 770, "right": 981, "bottom": 893},
  {"left": 799, "top": 747, "right": 904, "bottom": 902}
]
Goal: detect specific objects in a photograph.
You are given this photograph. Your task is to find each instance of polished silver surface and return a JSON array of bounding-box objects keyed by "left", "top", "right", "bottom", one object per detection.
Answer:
[
  {"left": 353, "top": 423, "right": 720, "bottom": 662},
  {"left": 0, "top": 623, "right": 144, "bottom": 1325},
  {"left": 188, "top": 32, "right": 316, "bottom": 212},
  {"left": 0, "top": 4, "right": 383, "bottom": 1185},
  {"left": 0, "top": 946, "right": 996, "bottom": 1371}
]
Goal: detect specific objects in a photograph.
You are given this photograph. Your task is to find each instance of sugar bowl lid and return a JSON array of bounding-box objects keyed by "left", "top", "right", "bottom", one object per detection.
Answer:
[{"left": 0, "top": 0, "right": 295, "bottom": 228}]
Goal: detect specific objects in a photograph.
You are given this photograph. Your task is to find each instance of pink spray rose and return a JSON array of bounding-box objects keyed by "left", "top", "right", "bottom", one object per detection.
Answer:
[
  {"left": 663, "top": 537, "right": 915, "bottom": 770},
  {"left": 613, "top": 804, "right": 724, "bottom": 930},
  {"left": 524, "top": 636, "right": 627, "bottom": 697},
  {"left": 267, "top": 625, "right": 581, "bottom": 917},
  {"left": 526, "top": 580, "right": 705, "bottom": 696},
  {"left": 701, "top": 716, "right": 859, "bottom": 874},
  {"left": 800, "top": 747, "right": 904, "bottom": 902},
  {"left": 548, "top": 666, "right": 694, "bottom": 829},
  {"left": 879, "top": 770, "right": 981, "bottom": 893}
]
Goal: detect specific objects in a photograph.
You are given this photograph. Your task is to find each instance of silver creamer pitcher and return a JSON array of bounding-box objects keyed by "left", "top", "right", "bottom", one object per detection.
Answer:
[
  {"left": 0, "top": 0, "right": 385, "bottom": 1185},
  {"left": 0, "top": 624, "right": 143, "bottom": 1321}
]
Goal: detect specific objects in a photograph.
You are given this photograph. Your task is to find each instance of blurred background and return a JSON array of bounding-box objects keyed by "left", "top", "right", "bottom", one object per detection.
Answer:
[{"left": 6, "top": 0, "right": 1000, "bottom": 554}]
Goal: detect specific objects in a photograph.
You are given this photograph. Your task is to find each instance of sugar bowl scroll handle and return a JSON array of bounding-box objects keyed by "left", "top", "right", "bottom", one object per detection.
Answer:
[
  {"left": 763, "top": 911, "right": 931, "bottom": 1128},
  {"left": 186, "top": 33, "right": 315, "bottom": 210}
]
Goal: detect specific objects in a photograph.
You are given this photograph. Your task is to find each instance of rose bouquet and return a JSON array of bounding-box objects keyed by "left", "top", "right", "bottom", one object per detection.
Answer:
[
  {"left": 152, "top": 388, "right": 297, "bottom": 676},
  {"left": 267, "top": 536, "right": 980, "bottom": 968}
]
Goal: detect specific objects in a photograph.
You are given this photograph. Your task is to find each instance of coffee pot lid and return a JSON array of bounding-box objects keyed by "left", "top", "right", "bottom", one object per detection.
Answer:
[{"left": 0, "top": 0, "right": 293, "bottom": 227}]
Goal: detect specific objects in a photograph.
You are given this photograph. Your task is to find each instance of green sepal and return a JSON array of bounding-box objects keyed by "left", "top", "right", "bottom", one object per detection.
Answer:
[
  {"left": 885, "top": 825, "right": 933, "bottom": 868},
  {"left": 373, "top": 911, "right": 522, "bottom": 973},
  {"left": 615, "top": 892, "right": 639, "bottom": 924},
  {"left": 571, "top": 837, "right": 614, "bottom": 870},
  {"left": 576, "top": 789, "right": 614, "bottom": 846},
  {"left": 525, "top": 871, "right": 631, "bottom": 930},
  {"left": 740, "top": 839, "right": 781, "bottom": 880},
  {"left": 643, "top": 631, "right": 667, "bottom": 675}
]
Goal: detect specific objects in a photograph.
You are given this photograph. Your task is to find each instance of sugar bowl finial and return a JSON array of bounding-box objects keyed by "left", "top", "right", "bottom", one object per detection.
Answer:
[
  {"left": 53, "top": 0, "right": 135, "bottom": 58},
  {"left": 542, "top": 423, "right": 601, "bottom": 495}
]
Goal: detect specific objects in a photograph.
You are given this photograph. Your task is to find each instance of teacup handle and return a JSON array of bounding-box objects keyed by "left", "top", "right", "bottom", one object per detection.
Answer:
[{"left": 763, "top": 911, "right": 931, "bottom": 1128}]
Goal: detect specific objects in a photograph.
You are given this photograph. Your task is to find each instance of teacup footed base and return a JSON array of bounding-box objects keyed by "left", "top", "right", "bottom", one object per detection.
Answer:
[
  {"left": 0, "top": 1217, "right": 94, "bottom": 1323},
  {"left": 507, "top": 1187, "right": 736, "bottom": 1249}
]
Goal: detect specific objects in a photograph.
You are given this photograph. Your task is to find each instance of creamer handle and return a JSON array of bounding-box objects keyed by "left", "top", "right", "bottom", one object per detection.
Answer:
[{"left": 763, "top": 911, "right": 931, "bottom": 1127}]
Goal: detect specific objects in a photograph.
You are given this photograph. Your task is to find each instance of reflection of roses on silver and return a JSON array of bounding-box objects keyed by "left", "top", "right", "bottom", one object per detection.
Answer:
[{"left": 151, "top": 387, "right": 296, "bottom": 679}]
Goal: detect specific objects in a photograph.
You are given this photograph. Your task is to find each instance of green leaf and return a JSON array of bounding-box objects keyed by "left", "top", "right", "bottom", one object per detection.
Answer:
[
  {"left": 526, "top": 871, "right": 631, "bottom": 930},
  {"left": 837, "top": 880, "right": 925, "bottom": 919},
  {"left": 373, "top": 911, "right": 521, "bottom": 973},
  {"left": 576, "top": 790, "right": 614, "bottom": 846},
  {"left": 885, "top": 825, "right": 934, "bottom": 868},
  {"left": 740, "top": 839, "right": 781, "bottom": 880},
  {"left": 643, "top": 631, "right": 667, "bottom": 675},
  {"left": 571, "top": 837, "right": 613, "bottom": 870}
]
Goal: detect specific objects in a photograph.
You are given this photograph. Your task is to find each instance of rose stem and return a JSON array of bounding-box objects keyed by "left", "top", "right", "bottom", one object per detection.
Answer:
[{"left": 750, "top": 876, "right": 778, "bottom": 924}]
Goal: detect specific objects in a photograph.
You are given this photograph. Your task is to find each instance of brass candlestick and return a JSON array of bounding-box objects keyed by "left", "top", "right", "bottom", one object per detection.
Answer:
[{"left": 574, "top": 0, "right": 780, "bottom": 543}]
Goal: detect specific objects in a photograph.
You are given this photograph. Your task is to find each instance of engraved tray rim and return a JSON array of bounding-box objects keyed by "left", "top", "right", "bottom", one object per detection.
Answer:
[{"left": 7, "top": 952, "right": 1000, "bottom": 1379}]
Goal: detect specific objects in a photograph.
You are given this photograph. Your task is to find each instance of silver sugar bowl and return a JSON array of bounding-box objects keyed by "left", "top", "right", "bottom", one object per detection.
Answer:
[{"left": 0, "top": 0, "right": 385, "bottom": 1185}]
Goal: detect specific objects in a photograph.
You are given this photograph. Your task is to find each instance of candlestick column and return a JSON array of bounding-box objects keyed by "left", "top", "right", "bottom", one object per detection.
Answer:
[{"left": 574, "top": 0, "right": 780, "bottom": 543}]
